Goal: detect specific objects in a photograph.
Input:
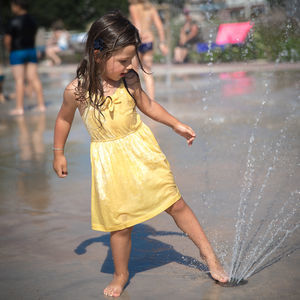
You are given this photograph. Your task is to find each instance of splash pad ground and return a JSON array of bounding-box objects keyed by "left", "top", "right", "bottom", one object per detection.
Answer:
[{"left": 0, "top": 62, "right": 299, "bottom": 300}]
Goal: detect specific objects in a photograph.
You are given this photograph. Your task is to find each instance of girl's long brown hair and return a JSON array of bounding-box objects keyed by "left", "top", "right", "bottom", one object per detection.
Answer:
[{"left": 75, "top": 11, "right": 142, "bottom": 118}]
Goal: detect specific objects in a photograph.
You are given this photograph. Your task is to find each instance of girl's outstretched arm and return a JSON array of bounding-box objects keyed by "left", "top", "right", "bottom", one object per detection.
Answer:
[
  {"left": 53, "top": 80, "right": 77, "bottom": 178},
  {"left": 126, "top": 71, "right": 196, "bottom": 146}
]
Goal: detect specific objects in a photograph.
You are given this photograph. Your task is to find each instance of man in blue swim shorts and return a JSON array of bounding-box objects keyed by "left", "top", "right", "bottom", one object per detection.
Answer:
[
  {"left": 129, "top": 0, "right": 168, "bottom": 100},
  {"left": 4, "top": 0, "right": 45, "bottom": 115}
]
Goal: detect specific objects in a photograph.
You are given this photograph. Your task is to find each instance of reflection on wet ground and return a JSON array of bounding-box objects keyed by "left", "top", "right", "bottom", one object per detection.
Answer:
[{"left": 0, "top": 65, "right": 299, "bottom": 299}]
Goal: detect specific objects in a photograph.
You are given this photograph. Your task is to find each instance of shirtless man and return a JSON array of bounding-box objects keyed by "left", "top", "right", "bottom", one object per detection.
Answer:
[{"left": 129, "top": 0, "right": 168, "bottom": 99}]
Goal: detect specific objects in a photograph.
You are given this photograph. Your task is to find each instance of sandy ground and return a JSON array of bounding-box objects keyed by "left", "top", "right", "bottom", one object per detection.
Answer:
[{"left": 0, "top": 63, "right": 299, "bottom": 299}]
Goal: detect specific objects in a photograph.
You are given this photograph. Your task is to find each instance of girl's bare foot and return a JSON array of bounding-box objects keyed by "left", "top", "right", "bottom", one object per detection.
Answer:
[
  {"left": 9, "top": 108, "right": 24, "bottom": 116},
  {"left": 206, "top": 257, "right": 229, "bottom": 283},
  {"left": 103, "top": 272, "right": 129, "bottom": 297}
]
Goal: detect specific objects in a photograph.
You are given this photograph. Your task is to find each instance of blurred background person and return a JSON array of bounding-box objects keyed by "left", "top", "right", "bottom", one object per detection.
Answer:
[
  {"left": 129, "top": 0, "right": 168, "bottom": 99},
  {"left": 173, "top": 8, "right": 199, "bottom": 64},
  {"left": 45, "top": 20, "right": 70, "bottom": 66},
  {"left": 4, "top": 0, "right": 45, "bottom": 116}
]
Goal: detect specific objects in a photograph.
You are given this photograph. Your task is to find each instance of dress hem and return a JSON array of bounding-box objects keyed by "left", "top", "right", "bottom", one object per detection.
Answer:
[{"left": 91, "top": 193, "right": 182, "bottom": 232}]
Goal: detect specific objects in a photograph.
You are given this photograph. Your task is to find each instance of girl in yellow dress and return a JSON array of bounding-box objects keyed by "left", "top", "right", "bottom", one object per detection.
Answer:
[{"left": 53, "top": 11, "right": 228, "bottom": 298}]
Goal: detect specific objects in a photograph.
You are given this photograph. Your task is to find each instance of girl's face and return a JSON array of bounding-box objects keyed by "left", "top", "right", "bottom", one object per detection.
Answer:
[{"left": 103, "top": 45, "right": 136, "bottom": 82}]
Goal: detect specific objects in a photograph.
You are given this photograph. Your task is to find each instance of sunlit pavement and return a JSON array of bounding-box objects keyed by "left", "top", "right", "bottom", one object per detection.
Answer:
[{"left": 0, "top": 63, "right": 299, "bottom": 299}]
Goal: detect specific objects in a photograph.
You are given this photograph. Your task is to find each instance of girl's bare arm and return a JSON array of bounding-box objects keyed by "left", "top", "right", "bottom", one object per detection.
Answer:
[
  {"left": 127, "top": 73, "right": 195, "bottom": 146},
  {"left": 53, "top": 80, "right": 77, "bottom": 177}
]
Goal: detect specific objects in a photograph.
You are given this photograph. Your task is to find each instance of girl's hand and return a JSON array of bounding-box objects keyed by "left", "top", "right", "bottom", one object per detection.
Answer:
[
  {"left": 173, "top": 122, "right": 196, "bottom": 146},
  {"left": 53, "top": 153, "right": 68, "bottom": 178}
]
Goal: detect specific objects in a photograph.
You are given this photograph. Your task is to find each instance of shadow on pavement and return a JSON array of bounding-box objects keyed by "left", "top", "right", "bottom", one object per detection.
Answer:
[{"left": 74, "top": 223, "right": 208, "bottom": 281}]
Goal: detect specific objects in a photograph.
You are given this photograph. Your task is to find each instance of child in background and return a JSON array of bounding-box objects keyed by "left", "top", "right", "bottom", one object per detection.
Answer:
[
  {"left": 46, "top": 20, "right": 69, "bottom": 66},
  {"left": 53, "top": 11, "right": 228, "bottom": 298}
]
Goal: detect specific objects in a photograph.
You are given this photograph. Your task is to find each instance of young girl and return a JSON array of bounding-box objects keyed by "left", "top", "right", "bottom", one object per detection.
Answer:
[
  {"left": 53, "top": 11, "right": 228, "bottom": 298},
  {"left": 46, "top": 20, "right": 70, "bottom": 66}
]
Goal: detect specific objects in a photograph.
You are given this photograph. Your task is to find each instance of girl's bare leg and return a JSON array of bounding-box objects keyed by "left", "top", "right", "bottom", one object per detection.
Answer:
[
  {"left": 104, "top": 226, "right": 133, "bottom": 297},
  {"left": 166, "top": 198, "right": 229, "bottom": 283}
]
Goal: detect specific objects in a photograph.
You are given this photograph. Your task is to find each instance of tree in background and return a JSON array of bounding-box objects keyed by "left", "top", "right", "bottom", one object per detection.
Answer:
[{"left": 1, "top": 0, "right": 129, "bottom": 30}]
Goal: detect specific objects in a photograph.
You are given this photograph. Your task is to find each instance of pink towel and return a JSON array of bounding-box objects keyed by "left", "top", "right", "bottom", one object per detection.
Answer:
[{"left": 216, "top": 22, "right": 254, "bottom": 45}]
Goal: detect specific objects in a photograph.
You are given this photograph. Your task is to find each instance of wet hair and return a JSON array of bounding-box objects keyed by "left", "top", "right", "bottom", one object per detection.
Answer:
[
  {"left": 75, "top": 11, "right": 143, "bottom": 122},
  {"left": 11, "top": 0, "right": 29, "bottom": 10}
]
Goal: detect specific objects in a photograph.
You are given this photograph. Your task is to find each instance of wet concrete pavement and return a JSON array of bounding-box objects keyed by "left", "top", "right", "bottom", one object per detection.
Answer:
[{"left": 0, "top": 63, "right": 299, "bottom": 299}]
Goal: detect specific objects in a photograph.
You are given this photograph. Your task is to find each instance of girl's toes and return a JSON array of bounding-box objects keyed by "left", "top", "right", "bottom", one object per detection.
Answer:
[
  {"left": 103, "top": 288, "right": 111, "bottom": 296},
  {"left": 219, "top": 276, "right": 228, "bottom": 283},
  {"left": 214, "top": 273, "right": 229, "bottom": 283},
  {"left": 112, "top": 289, "right": 120, "bottom": 297}
]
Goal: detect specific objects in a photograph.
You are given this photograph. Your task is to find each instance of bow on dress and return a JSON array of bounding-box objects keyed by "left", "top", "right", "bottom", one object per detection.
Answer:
[{"left": 102, "top": 96, "right": 121, "bottom": 112}]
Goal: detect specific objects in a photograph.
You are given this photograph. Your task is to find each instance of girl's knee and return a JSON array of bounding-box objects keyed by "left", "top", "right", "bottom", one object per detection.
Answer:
[
  {"left": 166, "top": 198, "right": 186, "bottom": 215},
  {"left": 111, "top": 226, "right": 133, "bottom": 237}
]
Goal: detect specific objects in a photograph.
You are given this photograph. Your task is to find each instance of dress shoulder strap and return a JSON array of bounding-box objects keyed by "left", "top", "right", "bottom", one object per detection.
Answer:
[{"left": 122, "top": 69, "right": 139, "bottom": 104}]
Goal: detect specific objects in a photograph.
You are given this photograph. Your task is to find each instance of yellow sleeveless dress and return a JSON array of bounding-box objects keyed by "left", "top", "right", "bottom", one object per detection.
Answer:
[{"left": 81, "top": 80, "right": 181, "bottom": 232}]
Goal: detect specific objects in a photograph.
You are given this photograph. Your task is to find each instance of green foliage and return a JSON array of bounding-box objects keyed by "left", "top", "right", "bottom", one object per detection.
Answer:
[
  {"left": 266, "top": 0, "right": 286, "bottom": 8},
  {"left": 156, "top": 0, "right": 184, "bottom": 7},
  {"left": 187, "top": 18, "right": 300, "bottom": 63},
  {"left": 1, "top": 0, "right": 129, "bottom": 30}
]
